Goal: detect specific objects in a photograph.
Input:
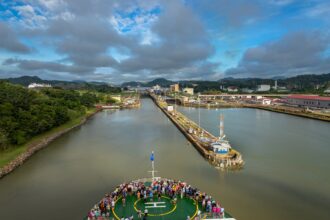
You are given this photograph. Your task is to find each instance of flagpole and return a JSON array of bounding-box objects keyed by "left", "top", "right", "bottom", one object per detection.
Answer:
[
  {"left": 150, "top": 151, "right": 155, "bottom": 181},
  {"left": 152, "top": 159, "right": 155, "bottom": 180}
]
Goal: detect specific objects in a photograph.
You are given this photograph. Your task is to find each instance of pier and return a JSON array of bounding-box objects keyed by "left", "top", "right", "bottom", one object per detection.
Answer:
[
  {"left": 95, "top": 95, "right": 141, "bottom": 110},
  {"left": 150, "top": 93, "right": 244, "bottom": 169}
]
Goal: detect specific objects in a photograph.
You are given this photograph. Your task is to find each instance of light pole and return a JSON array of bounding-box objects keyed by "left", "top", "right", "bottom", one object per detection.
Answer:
[
  {"left": 174, "top": 83, "right": 178, "bottom": 116},
  {"left": 198, "top": 93, "right": 201, "bottom": 128}
]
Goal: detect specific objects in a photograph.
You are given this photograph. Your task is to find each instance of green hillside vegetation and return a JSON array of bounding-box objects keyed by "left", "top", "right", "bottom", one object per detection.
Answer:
[
  {"left": 2, "top": 75, "right": 121, "bottom": 93},
  {"left": 0, "top": 82, "right": 100, "bottom": 151},
  {"left": 121, "top": 73, "right": 330, "bottom": 94}
]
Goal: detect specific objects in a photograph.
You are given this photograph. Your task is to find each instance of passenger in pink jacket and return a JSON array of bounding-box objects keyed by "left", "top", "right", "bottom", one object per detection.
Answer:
[
  {"left": 212, "top": 206, "right": 217, "bottom": 218},
  {"left": 216, "top": 206, "right": 221, "bottom": 218}
]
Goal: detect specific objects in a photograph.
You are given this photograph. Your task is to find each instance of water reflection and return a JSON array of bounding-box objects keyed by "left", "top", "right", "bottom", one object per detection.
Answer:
[{"left": 0, "top": 99, "right": 329, "bottom": 220}]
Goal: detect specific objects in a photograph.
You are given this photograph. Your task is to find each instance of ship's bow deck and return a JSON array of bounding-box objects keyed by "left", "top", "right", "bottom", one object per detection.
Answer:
[{"left": 86, "top": 178, "right": 235, "bottom": 220}]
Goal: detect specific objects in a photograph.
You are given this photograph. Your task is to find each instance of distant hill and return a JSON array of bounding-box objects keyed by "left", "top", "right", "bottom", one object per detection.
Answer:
[
  {"left": 271, "top": 76, "right": 286, "bottom": 80},
  {"left": 121, "top": 73, "right": 330, "bottom": 93},
  {"left": 121, "top": 81, "right": 145, "bottom": 87},
  {"left": 122, "top": 78, "right": 174, "bottom": 87},
  {"left": 218, "top": 77, "right": 275, "bottom": 88},
  {"left": 219, "top": 73, "right": 329, "bottom": 84},
  {"left": 6, "top": 75, "right": 49, "bottom": 86},
  {"left": 279, "top": 73, "right": 330, "bottom": 88},
  {"left": 1, "top": 76, "right": 121, "bottom": 93},
  {"left": 145, "top": 78, "right": 173, "bottom": 87},
  {"left": 218, "top": 73, "right": 330, "bottom": 92},
  {"left": 3, "top": 75, "right": 76, "bottom": 87},
  {"left": 4, "top": 73, "right": 329, "bottom": 93}
]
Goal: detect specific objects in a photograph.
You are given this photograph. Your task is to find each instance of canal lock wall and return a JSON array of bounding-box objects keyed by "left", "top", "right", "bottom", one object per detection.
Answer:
[{"left": 150, "top": 94, "right": 244, "bottom": 169}]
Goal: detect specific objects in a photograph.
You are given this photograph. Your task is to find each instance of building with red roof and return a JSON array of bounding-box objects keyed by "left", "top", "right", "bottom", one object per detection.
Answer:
[{"left": 286, "top": 95, "right": 330, "bottom": 108}]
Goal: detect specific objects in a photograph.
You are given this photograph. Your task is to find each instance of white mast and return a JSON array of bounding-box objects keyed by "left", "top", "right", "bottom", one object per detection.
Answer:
[
  {"left": 148, "top": 151, "right": 157, "bottom": 181},
  {"left": 198, "top": 93, "right": 201, "bottom": 127},
  {"left": 151, "top": 158, "right": 155, "bottom": 180},
  {"left": 174, "top": 91, "right": 176, "bottom": 115},
  {"left": 219, "top": 114, "right": 224, "bottom": 140}
]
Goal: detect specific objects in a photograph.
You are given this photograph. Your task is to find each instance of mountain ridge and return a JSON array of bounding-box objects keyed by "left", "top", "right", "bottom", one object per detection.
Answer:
[{"left": 1, "top": 73, "right": 329, "bottom": 93}]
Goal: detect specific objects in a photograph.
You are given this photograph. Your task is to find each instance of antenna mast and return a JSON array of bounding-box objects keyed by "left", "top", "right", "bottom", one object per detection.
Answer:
[
  {"left": 151, "top": 158, "right": 155, "bottom": 180},
  {"left": 219, "top": 114, "right": 224, "bottom": 140},
  {"left": 198, "top": 93, "right": 201, "bottom": 128},
  {"left": 148, "top": 151, "right": 157, "bottom": 181}
]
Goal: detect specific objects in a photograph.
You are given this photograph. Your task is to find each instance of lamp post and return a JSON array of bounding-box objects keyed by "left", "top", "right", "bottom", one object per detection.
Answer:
[{"left": 198, "top": 93, "right": 201, "bottom": 128}]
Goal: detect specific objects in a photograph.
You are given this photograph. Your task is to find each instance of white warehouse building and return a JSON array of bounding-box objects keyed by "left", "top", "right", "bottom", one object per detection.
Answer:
[{"left": 256, "top": 84, "right": 271, "bottom": 92}]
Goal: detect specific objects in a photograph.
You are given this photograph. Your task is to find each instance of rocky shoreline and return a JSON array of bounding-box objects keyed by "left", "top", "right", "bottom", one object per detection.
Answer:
[{"left": 0, "top": 110, "right": 100, "bottom": 179}]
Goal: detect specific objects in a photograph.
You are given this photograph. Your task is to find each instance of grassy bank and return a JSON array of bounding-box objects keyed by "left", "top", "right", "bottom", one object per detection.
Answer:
[{"left": 0, "top": 108, "right": 98, "bottom": 169}]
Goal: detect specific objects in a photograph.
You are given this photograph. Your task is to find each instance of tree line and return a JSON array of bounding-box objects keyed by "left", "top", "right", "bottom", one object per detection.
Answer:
[
  {"left": 0, "top": 82, "right": 100, "bottom": 150},
  {"left": 121, "top": 73, "right": 330, "bottom": 94}
]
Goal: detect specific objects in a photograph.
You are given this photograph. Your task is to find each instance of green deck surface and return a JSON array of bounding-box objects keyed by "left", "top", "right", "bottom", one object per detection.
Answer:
[
  {"left": 110, "top": 195, "right": 233, "bottom": 220},
  {"left": 85, "top": 181, "right": 234, "bottom": 220},
  {"left": 114, "top": 195, "right": 198, "bottom": 219}
]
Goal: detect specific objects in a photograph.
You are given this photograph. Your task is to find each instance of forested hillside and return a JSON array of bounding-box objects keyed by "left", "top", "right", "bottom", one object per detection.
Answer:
[
  {"left": 0, "top": 82, "right": 99, "bottom": 150},
  {"left": 121, "top": 73, "right": 330, "bottom": 93},
  {"left": 3, "top": 75, "right": 121, "bottom": 92}
]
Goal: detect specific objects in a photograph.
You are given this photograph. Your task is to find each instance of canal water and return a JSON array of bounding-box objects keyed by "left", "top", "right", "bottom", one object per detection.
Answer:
[{"left": 0, "top": 99, "right": 329, "bottom": 220}]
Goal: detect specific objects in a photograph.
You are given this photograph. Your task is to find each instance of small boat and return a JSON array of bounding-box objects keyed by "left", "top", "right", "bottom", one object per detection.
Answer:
[
  {"left": 210, "top": 140, "right": 231, "bottom": 154},
  {"left": 209, "top": 114, "right": 232, "bottom": 155}
]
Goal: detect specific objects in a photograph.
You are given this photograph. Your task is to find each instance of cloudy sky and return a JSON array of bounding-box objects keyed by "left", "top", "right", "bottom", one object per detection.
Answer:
[{"left": 0, "top": 0, "right": 329, "bottom": 83}]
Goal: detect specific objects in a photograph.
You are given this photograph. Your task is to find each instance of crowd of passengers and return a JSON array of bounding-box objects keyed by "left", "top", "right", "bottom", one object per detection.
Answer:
[{"left": 87, "top": 179, "right": 225, "bottom": 220}]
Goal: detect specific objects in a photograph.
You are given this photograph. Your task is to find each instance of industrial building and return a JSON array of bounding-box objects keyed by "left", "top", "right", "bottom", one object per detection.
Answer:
[
  {"left": 110, "top": 95, "right": 122, "bottom": 102},
  {"left": 28, "top": 83, "right": 52, "bottom": 89},
  {"left": 256, "top": 84, "right": 271, "bottom": 92},
  {"left": 286, "top": 95, "right": 330, "bottom": 108},
  {"left": 170, "top": 83, "right": 180, "bottom": 92},
  {"left": 183, "top": 87, "right": 194, "bottom": 95},
  {"left": 227, "top": 86, "right": 238, "bottom": 92}
]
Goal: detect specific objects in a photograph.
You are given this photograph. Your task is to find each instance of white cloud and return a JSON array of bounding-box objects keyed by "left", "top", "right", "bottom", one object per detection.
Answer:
[
  {"left": 37, "top": 0, "right": 66, "bottom": 10},
  {"left": 141, "top": 29, "right": 157, "bottom": 45},
  {"left": 14, "top": 4, "right": 47, "bottom": 28},
  {"left": 305, "top": 2, "right": 330, "bottom": 17},
  {"left": 268, "top": 0, "right": 294, "bottom": 6},
  {"left": 109, "top": 15, "right": 134, "bottom": 33},
  {"left": 14, "top": 5, "right": 35, "bottom": 16},
  {"left": 55, "top": 11, "right": 75, "bottom": 21},
  {"left": 109, "top": 7, "right": 160, "bottom": 45}
]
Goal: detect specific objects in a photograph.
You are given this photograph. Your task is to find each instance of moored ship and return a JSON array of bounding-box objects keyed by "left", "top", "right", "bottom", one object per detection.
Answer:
[{"left": 208, "top": 115, "right": 243, "bottom": 168}]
